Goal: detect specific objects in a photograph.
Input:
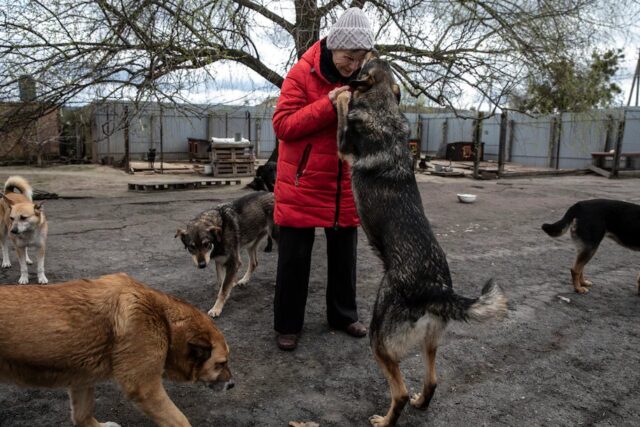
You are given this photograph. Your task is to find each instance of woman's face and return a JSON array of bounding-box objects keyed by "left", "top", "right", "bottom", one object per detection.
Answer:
[{"left": 331, "top": 49, "right": 368, "bottom": 78}]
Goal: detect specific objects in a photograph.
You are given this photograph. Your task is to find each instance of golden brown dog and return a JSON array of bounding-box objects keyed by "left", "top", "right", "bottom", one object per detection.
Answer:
[
  {"left": 0, "top": 175, "right": 48, "bottom": 284},
  {"left": 0, "top": 272, "right": 233, "bottom": 427}
]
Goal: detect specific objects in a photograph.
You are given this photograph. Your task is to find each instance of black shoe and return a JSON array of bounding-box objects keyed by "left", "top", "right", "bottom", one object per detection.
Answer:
[
  {"left": 276, "top": 334, "right": 298, "bottom": 351},
  {"left": 344, "top": 321, "right": 367, "bottom": 338}
]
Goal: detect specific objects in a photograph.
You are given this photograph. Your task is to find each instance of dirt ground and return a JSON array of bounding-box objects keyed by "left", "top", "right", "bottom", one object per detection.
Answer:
[{"left": 0, "top": 164, "right": 639, "bottom": 427}]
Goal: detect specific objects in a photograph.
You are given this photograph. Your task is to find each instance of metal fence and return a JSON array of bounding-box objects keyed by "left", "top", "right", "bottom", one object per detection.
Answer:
[
  {"left": 90, "top": 102, "right": 640, "bottom": 169},
  {"left": 410, "top": 107, "right": 640, "bottom": 170},
  {"left": 91, "top": 102, "right": 277, "bottom": 162}
]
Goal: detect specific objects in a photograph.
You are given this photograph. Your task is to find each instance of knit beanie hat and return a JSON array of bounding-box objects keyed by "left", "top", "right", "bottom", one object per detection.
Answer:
[{"left": 326, "top": 7, "right": 374, "bottom": 51}]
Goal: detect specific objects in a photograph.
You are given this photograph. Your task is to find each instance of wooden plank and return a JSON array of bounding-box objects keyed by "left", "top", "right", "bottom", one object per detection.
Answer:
[
  {"left": 588, "top": 164, "right": 611, "bottom": 178},
  {"left": 127, "top": 179, "right": 241, "bottom": 192}
]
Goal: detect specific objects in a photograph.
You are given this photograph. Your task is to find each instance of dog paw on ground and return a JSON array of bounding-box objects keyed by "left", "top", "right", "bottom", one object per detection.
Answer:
[
  {"left": 37, "top": 274, "right": 48, "bottom": 284},
  {"left": 18, "top": 275, "right": 29, "bottom": 284},
  {"left": 289, "top": 421, "right": 319, "bottom": 427},
  {"left": 369, "top": 414, "right": 392, "bottom": 427},
  {"left": 208, "top": 306, "right": 222, "bottom": 318},
  {"left": 2, "top": 260, "right": 11, "bottom": 268},
  {"left": 410, "top": 392, "right": 426, "bottom": 408}
]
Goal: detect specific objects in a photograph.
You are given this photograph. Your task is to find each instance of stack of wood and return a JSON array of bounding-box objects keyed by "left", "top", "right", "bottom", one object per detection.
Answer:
[{"left": 210, "top": 137, "right": 255, "bottom": 177}]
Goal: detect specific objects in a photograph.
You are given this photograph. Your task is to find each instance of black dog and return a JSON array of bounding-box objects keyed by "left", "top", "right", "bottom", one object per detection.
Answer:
[
  {"left": 247, "top": 142, "right": 278, "bottom": 193},
  {"left": 246, "top": 144, "right": 278, "bottom": 251},
  {"left": 337, "top": 57, "right": 508, "bottom": 426},
  {"left": 542, "top": 199, "right": 640, "bottom": 294},
  {"left": 247, "top": 161, "right": 277, "bottom": 193}
]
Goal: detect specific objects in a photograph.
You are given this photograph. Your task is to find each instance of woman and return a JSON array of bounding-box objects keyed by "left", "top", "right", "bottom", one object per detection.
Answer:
[{"left": 272, "top": 7, "right": 374, "bottom": 351}]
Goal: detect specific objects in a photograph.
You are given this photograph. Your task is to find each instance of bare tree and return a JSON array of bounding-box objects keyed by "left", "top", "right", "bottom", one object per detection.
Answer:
[{"left": 0, "top": 0, "right": 638, "bottom": 129}]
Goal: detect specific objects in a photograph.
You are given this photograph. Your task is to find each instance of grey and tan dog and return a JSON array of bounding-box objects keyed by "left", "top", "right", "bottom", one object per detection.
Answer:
[
  {"left": 0, "top": 176, "right": 48, "bottom": 284},
  {"left": 336, "top": 57, "right": 508, "bottom": 426},
  {"left": 176, "top": 191, "right": 278, "bottom": 317}
]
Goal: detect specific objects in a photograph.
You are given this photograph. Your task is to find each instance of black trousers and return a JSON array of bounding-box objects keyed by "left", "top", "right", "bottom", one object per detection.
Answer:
[{"left": 274, "top": 226, "right": 359, "bottom": 334}]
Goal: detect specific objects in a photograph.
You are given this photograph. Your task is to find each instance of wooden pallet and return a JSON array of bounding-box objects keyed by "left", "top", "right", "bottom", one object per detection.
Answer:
[
  {"left": 212, "top": 161, "right": 254, "bottom": 177},
  {"left": 211, "top": 142, "right": 254, "bottom": 163},
  {"left": 127, "top": 179, "right": 241, "bottom": 192}
]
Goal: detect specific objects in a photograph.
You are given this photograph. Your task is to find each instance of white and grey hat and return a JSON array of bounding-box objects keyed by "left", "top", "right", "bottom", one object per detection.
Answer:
[{"left": 326, "top": 7, "right": 374, "bottom": 51}]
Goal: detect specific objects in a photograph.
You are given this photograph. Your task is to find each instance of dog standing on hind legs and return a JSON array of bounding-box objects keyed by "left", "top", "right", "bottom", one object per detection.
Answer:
[
  {"left": 542, "top": 198, "right": 640, "bottom": 294},
  {"left": 0, "top": 176, "right": 48, "bottom": 284},
  {"left": 336, "top": 57, "right": 508, "bottom": 426}
]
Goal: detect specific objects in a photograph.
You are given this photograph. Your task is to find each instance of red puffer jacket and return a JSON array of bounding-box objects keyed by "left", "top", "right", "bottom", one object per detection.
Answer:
[{"left": 272, "top": 39, "right": 359, "bottom": 228}]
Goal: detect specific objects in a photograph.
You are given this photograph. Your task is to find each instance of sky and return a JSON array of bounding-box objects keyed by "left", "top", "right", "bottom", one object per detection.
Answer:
[{"left": 190, "top": 43, "right": 640, "bottom": 109}]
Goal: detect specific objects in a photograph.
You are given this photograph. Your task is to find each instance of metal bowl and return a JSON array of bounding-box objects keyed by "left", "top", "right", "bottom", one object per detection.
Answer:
[{"left": 457, "top": 193, "right": 477, "bottom": 203}]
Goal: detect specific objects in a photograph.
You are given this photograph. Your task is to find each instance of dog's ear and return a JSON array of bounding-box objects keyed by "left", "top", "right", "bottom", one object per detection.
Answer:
[
  {"left": 208, "top": 225, "right": 222, "bottom": 241},
  {"left": 349, "top": 73, "right": 374, "bottom": 90},
  {"left": 2, "top": 194, "right": 14, "bottom": 206},
  {"left": 188, "top": 339, "right": 212, "bottom": 363},
  {"left": 392, "top": 84, "right": 401, "bottom": 104},
  {"left": 175, "top": 228, "right": 186, "bottom": 239},
  {"left": 34, "top": 201, "right": 45, "bottom": 213}
]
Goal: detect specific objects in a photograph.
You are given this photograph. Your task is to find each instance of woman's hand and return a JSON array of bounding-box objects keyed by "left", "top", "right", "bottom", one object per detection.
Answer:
[{"left": 328, "top": 86, "right": 351, "bottom": 106}]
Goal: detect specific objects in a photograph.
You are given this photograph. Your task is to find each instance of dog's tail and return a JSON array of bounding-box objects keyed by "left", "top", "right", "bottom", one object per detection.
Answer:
[
  {"left": 429, "top": 279, "right": 507, "bottom": 323},
  {"left": 4, "top": 176, "right": 33, "bottom": 201},
  {"left": 542, "top": 204, "right": 578, "bottom": 237}
]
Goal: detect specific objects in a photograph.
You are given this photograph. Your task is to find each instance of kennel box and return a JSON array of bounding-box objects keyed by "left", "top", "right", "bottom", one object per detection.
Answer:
[{"left": 445, "top": 141, "right": 484, "bottom": 162}]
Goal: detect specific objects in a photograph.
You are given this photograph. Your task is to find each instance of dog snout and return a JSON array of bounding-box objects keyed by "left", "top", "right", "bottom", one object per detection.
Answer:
[
  {"left": 10, "top": 228, "right": 19, "bottom": 234},
  {"left": 206, "top": 379, "right": 234, "bottom": 391},
  {"left": 198, "top": 260, "right": 207, "bottom": 269}
]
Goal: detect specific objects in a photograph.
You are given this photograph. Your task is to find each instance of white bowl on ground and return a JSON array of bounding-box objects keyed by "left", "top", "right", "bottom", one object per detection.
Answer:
[{"left": 457, "top": 193, "right": 477, "bottom": 203}]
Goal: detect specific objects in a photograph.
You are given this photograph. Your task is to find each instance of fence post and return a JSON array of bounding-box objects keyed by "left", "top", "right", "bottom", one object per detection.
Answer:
[
  {"left": 441, "top": 119, "right": 448, "bottom": 155},
  {"left": 206, "top": 112, "right": 213, "bottom": 142},
  {"left": 159, "top": 105, "right": 164, "bottom": 174},
  {"left": 604, "top": 114, "right": 613, "bottom": 152},
  {"left": 611, "top": 111, "right": 626, "bottom": 178},
  {"left": 498, "top": 111, "right": 507, "bottom": 176},
  {"left": 508, "top": 119, "right": 515, "bottom": 162},
  {"left": 472, "top": 111, "right": 484, "bottom": 179},
  {"left": 555, "top": 113, "right": 562, "bottom": 169},
  {"left": 548, "top": 116, "right": 557, "bottom": 168},
  {"left": 123, "top": 105, "right": 130, "bottom": 172}
]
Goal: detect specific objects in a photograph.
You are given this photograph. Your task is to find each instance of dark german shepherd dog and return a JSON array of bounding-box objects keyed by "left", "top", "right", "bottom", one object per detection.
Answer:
[
  {"left": 336, "top": 56, "right": 508, "bottom": 426},
  {"left": 542, "top": 199, "right": 640, "bottom": 294}
]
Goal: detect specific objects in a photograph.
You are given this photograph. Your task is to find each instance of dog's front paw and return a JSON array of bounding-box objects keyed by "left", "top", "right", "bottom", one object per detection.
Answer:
[
  {"left": 236, "top": 278, "right": 248, "bottom": 286},
  {"left": 37, "top": 273, "right": 48, "bottom": 284},
  {"left": 410, "top": 393, "right": 425, "bottom": 408},
  {"left": 25, "top": 257, "right": 33, "bottom": 265},
  {"left": 369, "top": 415, "right": 391, "bottom": 427},
  {"left": 100, "top": 422, "right": 122, "bottom": 427},
  {"left": 574, "top": 286, "right": 589, "bottom": 294},
  {"left": 2, "top": 260, "right": 11, "bottom": 268},
  {"left": 18, "top": 275, "right": 29, "bottom": 285},
  {"left": 208, "top": 305, "right": 223, "bottom": 318}
]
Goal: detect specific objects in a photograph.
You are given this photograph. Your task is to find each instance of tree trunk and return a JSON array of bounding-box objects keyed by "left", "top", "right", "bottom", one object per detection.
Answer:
[{"left": 294, "top": 0, "right": 320, "bottom": 59}]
